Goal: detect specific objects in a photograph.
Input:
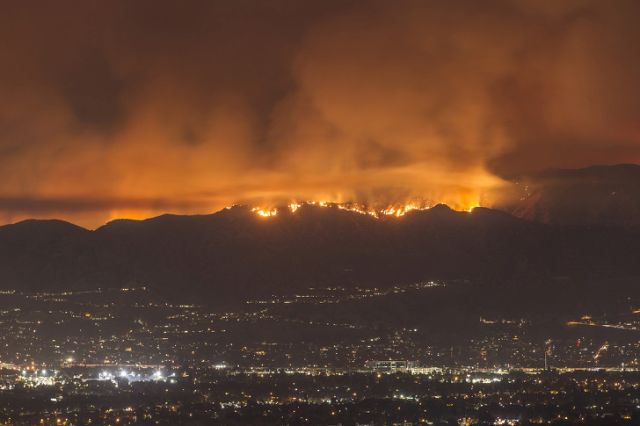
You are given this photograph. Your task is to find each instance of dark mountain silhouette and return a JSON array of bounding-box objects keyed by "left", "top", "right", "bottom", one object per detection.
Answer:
[
  {"left": 0, "top": 203, "right": 638, "bottom": 304},
  {"left": 500, "top": 164, "right": 640, "bottom": 226}
]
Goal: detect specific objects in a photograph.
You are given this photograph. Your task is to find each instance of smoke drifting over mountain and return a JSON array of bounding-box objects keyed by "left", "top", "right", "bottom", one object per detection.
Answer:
[{"left": 1, "top": 1, "right": 640, "bottom": 226}]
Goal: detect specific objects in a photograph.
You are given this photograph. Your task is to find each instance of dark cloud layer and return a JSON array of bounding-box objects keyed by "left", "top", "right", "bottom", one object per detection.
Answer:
[{"left": 1, "top": 0, "right": 639, "bottom": 226}]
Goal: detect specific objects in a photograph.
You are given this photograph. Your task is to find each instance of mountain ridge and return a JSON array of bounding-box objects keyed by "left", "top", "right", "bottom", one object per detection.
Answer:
[
  {"left": 2, "top": 164, "right": 639, "bottom": 305},
  {"left": 499, "top": 164, "right": 640, "bottom": 226},
  {"left": 0, "top": 203, "right": 638, "bottom": 305}
]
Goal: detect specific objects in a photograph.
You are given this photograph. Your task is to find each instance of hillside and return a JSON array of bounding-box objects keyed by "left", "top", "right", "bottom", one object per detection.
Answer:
[
  {"left": 500, "top": 164, "right": 640, "bottom": 226},
  {"left": 0, "top": 204, "right": 638, "bottom": 304}
]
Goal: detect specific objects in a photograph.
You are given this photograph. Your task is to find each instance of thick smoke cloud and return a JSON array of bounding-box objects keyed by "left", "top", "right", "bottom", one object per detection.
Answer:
[{"left": 1, "top": 0, "right": 639, "bottom": 226}]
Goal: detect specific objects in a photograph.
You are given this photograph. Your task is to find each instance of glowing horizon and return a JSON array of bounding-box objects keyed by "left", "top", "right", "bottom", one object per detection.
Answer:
[{"left": 1, "top": 2, "right": 640, "bottom": 227}]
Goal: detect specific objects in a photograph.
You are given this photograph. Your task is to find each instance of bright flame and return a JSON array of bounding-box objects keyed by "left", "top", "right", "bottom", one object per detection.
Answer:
[
  {"left": 288, "top": 203, "right": 301, "bottom": 213},
  {"left": 335, "top": 202, "right": 378, "bottom": 217},
  {"left": 251, "top": 207, "right": 278, "bottom": 217},
  {"left": 103, "top": 193, "right": 485, "bottom": 225},
  {"left": 380, "top": 203, "right": 428, "bottom": 217},
  {"left": 249, "top": 200, "right": 475, "bottom": 219}
]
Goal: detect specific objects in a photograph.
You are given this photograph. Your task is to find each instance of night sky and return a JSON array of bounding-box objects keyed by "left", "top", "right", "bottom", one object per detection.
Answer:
[{"left": 1, "top": 1, "right": 640, "bottom": 227}]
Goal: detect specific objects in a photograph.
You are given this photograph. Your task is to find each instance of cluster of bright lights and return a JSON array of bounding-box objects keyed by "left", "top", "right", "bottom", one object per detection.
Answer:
[
  {"left": 213, "top": 363, "right": 229, "bottom": 370},
  {"left": 20, "top": 369, "right": 54, "bottom": 377},
  {"left": 18, "top": 369, "right": 59, "bottom": 387},
  {"left": 250, "top": 201, "right": 440, "bottom": 219},
  {"left": 98, "top": 371, "right": 115, "bottom": 380},
  {"left": 98, "top": 369, "right": 169, "bottom": 382}
]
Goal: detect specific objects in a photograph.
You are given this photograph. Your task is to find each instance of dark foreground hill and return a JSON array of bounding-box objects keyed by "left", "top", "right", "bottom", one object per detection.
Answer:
[{"left": 0, "top": 204, "right": 638, "bottom": 304}]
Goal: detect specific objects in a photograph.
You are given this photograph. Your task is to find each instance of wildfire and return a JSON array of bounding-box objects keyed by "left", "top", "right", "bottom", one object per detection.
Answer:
[
  {"left": 335, "top": 203, "right": 378, "bottom": 217},
  {"left": 248, "top": 201, "right": 462, "bottom": 219},
  {"left": 380, "top": 203, "right": 427, "bottom": 217},
  {"left": 251, "top": 207, "right": 278, "bottom": 217},
  {"left": 288, "top": 203, "right": 302, "bottom": 213},
  {"left": 466, "top": 204, "right": 480, "bottom": 212},
  {"left": 106, "top": 198, "right": 482, "bottom": 224}
]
